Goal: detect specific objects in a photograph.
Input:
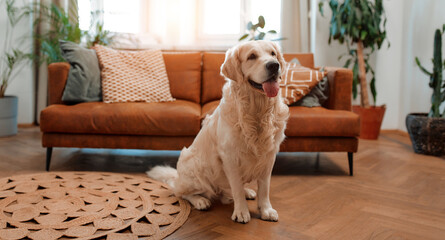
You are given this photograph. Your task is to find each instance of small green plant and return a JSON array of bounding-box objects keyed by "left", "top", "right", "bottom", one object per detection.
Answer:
[
  {"left": 319, "top": 0, "right": 389, "bottom": 108},
  {"left": 0, "top": 0, "right": 32, "bottom": 98},
  {"left": 239, "top": 16, "right": 283, "bottom": 41},
  {"left": 415, "top": 25, "right": 445, "bottom": 118},
  {"left": 86, "top": 22, "right": 115, "bottom": 48}
]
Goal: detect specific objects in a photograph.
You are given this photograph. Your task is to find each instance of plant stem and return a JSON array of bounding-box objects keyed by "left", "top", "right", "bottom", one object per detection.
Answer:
[
  {"left": 357, "top": 40, "right": 370, "bottom": 108},
  {"left": 0, "top": 84, "right": 6, "bottom": 98}
]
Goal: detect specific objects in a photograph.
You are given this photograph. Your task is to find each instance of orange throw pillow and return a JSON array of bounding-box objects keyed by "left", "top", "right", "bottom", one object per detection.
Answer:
[
  {"left": 280, "top": 62, "right": 325, "bottom": 105},
  {"left": 94, "top": 45, "right": 175, "bottom": 103}
]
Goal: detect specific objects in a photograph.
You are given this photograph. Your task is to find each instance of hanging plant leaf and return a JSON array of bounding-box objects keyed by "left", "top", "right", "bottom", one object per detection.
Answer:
[
  {"left": 257, "top": 32, "right": 266, "bottom": 40},
  {"left": 258, "top": 16, "right": 265, "bottom": 28},
  {"left": 247, "top": 21, "right": 253, "bottom": 30},
  {"left": 239, "top": 34, "right": 249, "bottom": 41},
  {"left": 319, "top": 2, "right": 325, "bottom": 17}
]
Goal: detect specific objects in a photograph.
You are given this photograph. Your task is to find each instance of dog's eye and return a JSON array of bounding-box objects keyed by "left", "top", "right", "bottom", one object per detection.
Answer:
[
  {"left": 271, "top": 51, "right": 276, "bottom": 56},
  {"left": 247, "top": 53, "right": 257, "bottom": 60}
]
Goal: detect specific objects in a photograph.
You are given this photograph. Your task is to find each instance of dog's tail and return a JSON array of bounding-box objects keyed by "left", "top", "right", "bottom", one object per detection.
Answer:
[{"left": 146, "top": 165, "right": 178, "bottom": 188}]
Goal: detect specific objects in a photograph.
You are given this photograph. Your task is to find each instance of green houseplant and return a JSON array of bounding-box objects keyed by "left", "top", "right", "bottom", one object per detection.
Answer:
[
  {"left": 319, "top": 0, "right": 389, "bottom": 139},
  {"left": 29, "top": 3, "right": 114, "bottom": 64},
  {"left": 0, "top": 0, "right": 32, "bottom": 136},
  {"left": 239, "top": 16, "right": 283, "bottom": 41},
  {"left": 406, "top": 25, "right": 445, "bottom": 156}
]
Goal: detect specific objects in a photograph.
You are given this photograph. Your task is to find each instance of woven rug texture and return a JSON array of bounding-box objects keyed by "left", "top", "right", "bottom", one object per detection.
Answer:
[{"left": 0, "top": 172, "right": 190, "bottom": 240}]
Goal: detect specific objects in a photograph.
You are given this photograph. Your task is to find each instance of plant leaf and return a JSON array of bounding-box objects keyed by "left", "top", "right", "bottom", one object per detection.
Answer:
[
  {"left": 319, "top": 2, "right": 324, "bottom": 17},
  {"left": 415, "top": 57, "right": 432, "bottom": 76},
  {"left": 258, "top": 32, "right": 266, "bottom": 40},
  {"left": 343, "top": 58, "right": 352, "bottom": 68},
  {"left": 239, "top": 34, "right": 249, "bottom": 41},
  {"left": 258, "top": 15, "right": 265, "bottom": 28},
  {"left": 370, "top": 76, "right": 377, "bottom": 105},
  {"left": 247, "top": 21, "right": 253, "bottom": 30}
]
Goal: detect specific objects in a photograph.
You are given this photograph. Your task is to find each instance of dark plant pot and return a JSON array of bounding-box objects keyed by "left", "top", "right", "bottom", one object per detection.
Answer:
[
  {"left": 406, "top": 113, "right": 445, "bottom": 156},
  {"left": 0, "top": 96, "right": 18, "bottom": 137},
  {"left": 352, "top": 105, "right": 386, "bottom": 140}
]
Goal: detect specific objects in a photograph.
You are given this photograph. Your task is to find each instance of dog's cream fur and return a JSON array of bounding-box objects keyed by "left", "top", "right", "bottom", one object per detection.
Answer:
[{"left": 147, "top": 41, "right": 289, "bottom": 223}]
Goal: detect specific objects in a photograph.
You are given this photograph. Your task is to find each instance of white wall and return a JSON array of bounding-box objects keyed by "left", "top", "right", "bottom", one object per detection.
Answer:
[
  {"left": 0, "top": 0, "right": 34, "bottom": 124},
  {"left": 315, "top": 0, "right": 445, "bottom": 130},
  {"left": 399, "top": 0, "right": 445, "bottom": 130}
]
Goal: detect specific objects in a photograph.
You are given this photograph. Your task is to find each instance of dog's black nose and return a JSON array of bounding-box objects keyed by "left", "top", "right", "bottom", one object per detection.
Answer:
[{"left": 266, "top": 61, "right": 279, "bottom": 74}]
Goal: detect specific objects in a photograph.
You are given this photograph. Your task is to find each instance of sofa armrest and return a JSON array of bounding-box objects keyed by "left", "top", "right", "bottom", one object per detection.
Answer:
[
  {"left": 324, "top": 67, "right": 353, "bottom": 111},
  {"left": 47, "top": 62, "right": 70, "bottom": 105}
]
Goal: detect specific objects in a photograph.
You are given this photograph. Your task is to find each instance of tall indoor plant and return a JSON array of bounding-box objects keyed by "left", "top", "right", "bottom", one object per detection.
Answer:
[
  {"left": 0, "top": 0, "right": 32, "bottom": 137},
  {"left": 319, "top": 0, "right": 389, "bottom": 139},
  {"left": 406, "top": 25, "right": 445, "bottom": 156}
]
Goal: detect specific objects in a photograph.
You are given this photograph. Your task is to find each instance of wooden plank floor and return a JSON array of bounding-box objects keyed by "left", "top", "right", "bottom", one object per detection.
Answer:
[{"left": 0, "top": 128, "right": 444, "bottom": 239}]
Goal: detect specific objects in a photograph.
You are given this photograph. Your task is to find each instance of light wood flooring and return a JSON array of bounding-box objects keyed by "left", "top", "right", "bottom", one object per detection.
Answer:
[{"left": 0, "top": 127, "right": 444, "bottom": 239}]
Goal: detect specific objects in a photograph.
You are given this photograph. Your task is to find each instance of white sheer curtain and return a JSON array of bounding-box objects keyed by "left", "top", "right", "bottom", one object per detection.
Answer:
[{"left": 280, "top": 0, "right": 311, "bottom": 53}]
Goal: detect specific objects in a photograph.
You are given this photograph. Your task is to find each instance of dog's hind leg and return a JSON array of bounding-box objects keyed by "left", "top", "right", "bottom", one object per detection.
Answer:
[
  {"left": 182, "top": 194, "right": 211, "bottom": 210},
  {"left": 244, "top": 188, "right": 256, "bottom": 200}
]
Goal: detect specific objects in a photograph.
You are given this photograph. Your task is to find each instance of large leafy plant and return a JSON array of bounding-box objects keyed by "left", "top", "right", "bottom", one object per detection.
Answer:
[
  {"left": 28, "top": 3, "right": 115, "bottom": 64},
  {"left": 0, "top": 0, "right": 33, "bottom": 98},
  {"left": 32, "top": 3, "right": 83, "bottom": 64},
  {"left": 415, "top": 25, "right": 445, "bottom": 118},
  {"left": 319, "top": 0, "right": 389, "bottom": 108}
]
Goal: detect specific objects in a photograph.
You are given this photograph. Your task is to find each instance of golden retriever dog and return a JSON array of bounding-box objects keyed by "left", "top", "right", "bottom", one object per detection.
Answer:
[{"left": 147, "top": 40, "right": 289, "bottom": 223}]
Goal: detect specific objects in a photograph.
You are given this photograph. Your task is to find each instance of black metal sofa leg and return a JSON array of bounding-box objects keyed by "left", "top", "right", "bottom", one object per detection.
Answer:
[
  {"left": 348, "top": 152, "right": 353, "bottom": 176},
  {"left": 46, "top": 147, "right": 53, "bottom": 171}
]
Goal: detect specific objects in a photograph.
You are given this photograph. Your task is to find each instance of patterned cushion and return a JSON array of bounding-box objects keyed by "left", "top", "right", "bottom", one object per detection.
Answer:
[
  {"left": 93, "top": 45, "right": 175, "bottom": 103},
  {"left": 280, "top": 62, "right": 325, "bottom": 105}
]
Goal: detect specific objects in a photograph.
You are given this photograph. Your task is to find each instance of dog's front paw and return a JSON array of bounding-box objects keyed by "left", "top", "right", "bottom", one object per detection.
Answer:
[
  {"left": 231, "top": 208, "right": 251, "bottom": 223},
  {"left": 260, "top": 208, "right": 278, "bottom": 222}
]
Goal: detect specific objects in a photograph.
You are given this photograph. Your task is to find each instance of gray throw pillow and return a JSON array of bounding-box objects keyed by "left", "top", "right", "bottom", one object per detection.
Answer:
[
  {"left": 60, "top": 40, "right": 102, "bottom": 103},
  {"left": 293, "top": 75, "right": 329, "bottom": 107}
]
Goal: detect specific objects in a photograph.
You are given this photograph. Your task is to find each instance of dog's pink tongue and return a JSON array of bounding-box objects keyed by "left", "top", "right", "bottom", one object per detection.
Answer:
[{"left": 262, "top": 81, "right": 279, "bottom": 98}]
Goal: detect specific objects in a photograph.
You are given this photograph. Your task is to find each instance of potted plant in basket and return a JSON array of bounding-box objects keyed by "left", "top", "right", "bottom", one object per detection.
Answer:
[
  {"left": 406, "top": 25, "right": 445, "bottom": 156},
  {"left": 319, "top": 0, "right": 389, "bottom": 139},
  {"left": 0, "top": 0, "right": 32, "bottom": 137}
]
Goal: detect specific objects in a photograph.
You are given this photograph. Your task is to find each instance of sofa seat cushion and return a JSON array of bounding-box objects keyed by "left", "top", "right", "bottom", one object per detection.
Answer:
[
  {"left": 199, "top": 101, "right": 359, "bottom": 137},
  {"left": 40, "top": 100, "right": 201, "bottom": 136},
  {"left": 287, "top": 106, "right": 359, "bottom": 137},
  {"left": 201, "top": 100, "right": 220, "bottom": 120}
]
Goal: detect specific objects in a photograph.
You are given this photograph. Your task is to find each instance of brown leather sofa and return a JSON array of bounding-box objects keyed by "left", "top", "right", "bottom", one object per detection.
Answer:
[{"left": 40, "top": 52, "right": 359, "bottom": 174}]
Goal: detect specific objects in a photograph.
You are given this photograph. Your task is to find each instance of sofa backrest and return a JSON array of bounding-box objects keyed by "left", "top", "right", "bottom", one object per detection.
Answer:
[
  {"left": 200, "top": 52, "right": 315, "bottom": 105},
  {"left": 48, "top": 52, "right": 315, "bottom": 106},
  {"left": 163, "top": 52, "right": 202, "bottom": 104}
]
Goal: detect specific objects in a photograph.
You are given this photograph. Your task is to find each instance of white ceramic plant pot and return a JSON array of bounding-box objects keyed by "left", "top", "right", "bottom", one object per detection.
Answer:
[{"left": 0, "top": 96, "right": 18, "bottom": 137}]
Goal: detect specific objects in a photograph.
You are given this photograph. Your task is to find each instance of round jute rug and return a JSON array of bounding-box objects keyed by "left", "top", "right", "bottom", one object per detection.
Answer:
[{"left": 0, "top": 172, "right": 190, "bottom": 240}]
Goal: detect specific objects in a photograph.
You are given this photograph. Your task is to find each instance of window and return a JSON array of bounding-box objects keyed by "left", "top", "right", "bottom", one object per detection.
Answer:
[
  {"left": 78, "top": 0, "right": 282, "bottom": 50},
  {"left": 201, "top": 0, "right": 241, "bottom": 35}
]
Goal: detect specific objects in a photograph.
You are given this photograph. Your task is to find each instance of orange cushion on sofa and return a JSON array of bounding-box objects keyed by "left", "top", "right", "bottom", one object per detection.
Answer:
[
  {"left": 40, "top": 100, "right": 201, "bottom": 136},
  {"left": 163, "top": 52, "right": 202, "bottom": 103},
  {"left": 280, "top": 62, "right": 325, "bottom": 105}
]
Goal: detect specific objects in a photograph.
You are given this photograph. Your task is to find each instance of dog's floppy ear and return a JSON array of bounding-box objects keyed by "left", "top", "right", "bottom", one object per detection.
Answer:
[
  {"left": 270, "top": 41, "right": 286, "bottom": 71},
  {"left": 221, "top": 45, "right": 243, "bottom": 81}
]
